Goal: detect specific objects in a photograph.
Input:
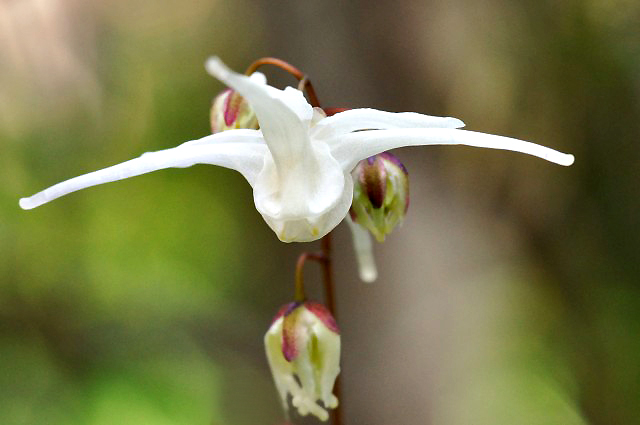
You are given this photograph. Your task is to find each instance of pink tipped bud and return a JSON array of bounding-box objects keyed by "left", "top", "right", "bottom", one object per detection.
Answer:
[{"left": 209, "top": 72, "right": 265, "bottom": 133}]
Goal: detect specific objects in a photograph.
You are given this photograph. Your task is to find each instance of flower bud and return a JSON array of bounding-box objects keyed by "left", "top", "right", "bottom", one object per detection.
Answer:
[
  {"left": 209, "top": 72, "right": 265, "bottom": 133},
  {"left": 350, "top": 152, "right": 409, "bottom": 242},
  {"left": 264, "top": 301, "right": 340, "bottom": 421}
]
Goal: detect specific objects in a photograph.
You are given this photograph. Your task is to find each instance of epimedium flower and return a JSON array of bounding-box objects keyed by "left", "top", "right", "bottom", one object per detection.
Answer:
[
  {"left": 19, "top": 56, "right": 575, "bottom": 242},
  {"left": 264, "top": 301, "right": 340, "bottom": 421}
]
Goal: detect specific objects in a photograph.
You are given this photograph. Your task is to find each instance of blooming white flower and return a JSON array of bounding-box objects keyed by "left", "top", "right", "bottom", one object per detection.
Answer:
[
  {"left": 19, "top": 56, "right": 574, "bottom": 242},
  {"left": 264, "top": 301, "right": 340, "bottom": 421}
]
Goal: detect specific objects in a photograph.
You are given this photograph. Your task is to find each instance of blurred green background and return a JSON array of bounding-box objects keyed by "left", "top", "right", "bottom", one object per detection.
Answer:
[{"left": 1, "top": 0, "right": 639, "bottom": 424}]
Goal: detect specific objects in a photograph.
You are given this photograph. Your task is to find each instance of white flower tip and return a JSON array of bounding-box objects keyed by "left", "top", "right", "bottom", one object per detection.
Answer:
[
  {"left": 19, "top": 197, "right": 37, "bottom": 210},
  {"left": 360, "top": 266, "right": 378, "bottom": 283},
  {"left": 559, "top": 153, "right": 575, "bottom": 166},
  {"left": 250, "top": 71, "right": 267, "bottom": 84},
  {"left": 544, "top": 150, "right": 574, "bottom": 166},
  {"left": 205, "top": 56, "right": 231, "bottom": 80},
  {"left": 449, "top": 117, "right": 466, "bottom": 129},
  {"left": 316, "top": 410, "right": 329, "bottom": 422}
]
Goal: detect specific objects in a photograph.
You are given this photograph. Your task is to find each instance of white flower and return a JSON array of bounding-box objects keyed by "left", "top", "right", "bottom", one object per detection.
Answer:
[
  {"left": 264, "top": 301, "right": 340, "bottom": 421},
  {"left": 19, "top": 56, "right": 574, "bottom": 242}
]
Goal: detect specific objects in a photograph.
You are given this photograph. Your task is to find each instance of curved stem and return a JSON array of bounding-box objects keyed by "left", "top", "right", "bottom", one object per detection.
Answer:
[
  {"left": 323, "top": 107, "right": 350, "bottom": 117},
  {"left": 320, "top": 234, "right": 336, "bottom": 316},
  {"left": 244, "top": 57, "right": 322, "bottom": 108},
  {"left": 294, "top": 252, "right": 324, "bottom": 302}
]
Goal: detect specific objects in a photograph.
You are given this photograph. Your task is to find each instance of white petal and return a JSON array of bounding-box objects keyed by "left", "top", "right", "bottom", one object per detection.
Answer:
[
  {"left": 19, "top": 133, "right": 267, "bottom": 210},
  {"left": 205, "top": 56, "right": 315, "bottom": 170},
  {"left": 253, "top": 142, "right": 348, "bottom": 242},
  {"left": 311, "top": 320, "right": 341, "bottom": 410},
  {"left": 311, "top": 108, "right": 465, "bottom": 140},
  {"left": 259, "top": 170, "right": 354, "bottom": 243},
  {"left": 346, "top": 216, "right": 378, "bottom": 283},
  {"left": 331, "top": 128, "right": 575, "bottom": 171},
  {"left": 178, "top": 129, "right": 264, "bottom": 147},
  {"left": 264, "top": 318, "right": 295, "bottom": 417}
]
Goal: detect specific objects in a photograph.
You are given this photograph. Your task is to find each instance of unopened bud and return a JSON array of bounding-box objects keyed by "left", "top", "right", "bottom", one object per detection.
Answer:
[
  {"left": 265, "top": 301, "right": 340, "bottom": 422},
  {"left": 350, "top": 152, "right": 409, "bottom": 242},
  {"left": 210, "top": 72, "right": 265, "bottom": 133}
]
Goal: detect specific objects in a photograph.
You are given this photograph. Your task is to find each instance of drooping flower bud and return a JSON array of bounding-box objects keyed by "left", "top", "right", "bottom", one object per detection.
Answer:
[
  {"left": 350, "top": 152, "right": 409, "bottom": 242},
  {"left": 264, "top": 301, "right": 340, "bottom": 422},
  {"left": 209, "top": 72, "right": 265, "bottom": 133}
]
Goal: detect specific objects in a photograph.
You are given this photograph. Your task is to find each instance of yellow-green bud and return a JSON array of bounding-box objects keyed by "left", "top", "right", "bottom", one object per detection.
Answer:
[{"left": 264, "top": 301, "right": 340, "bottom": 421}]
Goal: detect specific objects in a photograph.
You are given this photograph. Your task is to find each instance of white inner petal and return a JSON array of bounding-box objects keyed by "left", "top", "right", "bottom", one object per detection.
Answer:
[
  {"left": 310, "top": 108, "right": 465, "bottom": 141},
  {"left": 253, "top": 141, "right": 347, "bottom": 242}
]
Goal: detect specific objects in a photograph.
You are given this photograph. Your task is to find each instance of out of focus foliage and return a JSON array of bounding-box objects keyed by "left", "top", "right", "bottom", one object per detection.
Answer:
[{"left": 1, "top": 0, "right": 638, "bottom": 424}]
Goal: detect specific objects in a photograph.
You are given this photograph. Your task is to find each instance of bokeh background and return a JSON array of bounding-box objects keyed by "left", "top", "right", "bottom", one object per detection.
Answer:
[{"left": 1, "top": 0, "right": 639, "bottom": 424}]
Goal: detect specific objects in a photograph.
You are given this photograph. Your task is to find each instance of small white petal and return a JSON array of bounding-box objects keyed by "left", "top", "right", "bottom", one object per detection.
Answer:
[
  {"left": 264, "top": 318, "right": 295, "bottom": 416},
  {"left": 331, "top": 128, "right": 575, "bottom": 171},
  {"left": 311, "top": 320, "right": 341, "bottom": 409},
  {"left": 311, "top": 108, "right": 465, "bottom": 140},
  {"left": 248, "top": 71, "right": 267, "bottom": 85},
  {"left": 20, "top": 133, "right": 267, "bottom": 210},
  {"left": 346, "top": 216, "right": 378, "bottom": 283}
]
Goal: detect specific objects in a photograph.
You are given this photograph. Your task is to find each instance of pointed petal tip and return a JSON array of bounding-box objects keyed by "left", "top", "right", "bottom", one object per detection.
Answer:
[
  {"left": 547, "top": 151, "right": 575, "bottom": 166},
  {"left": 19, "top": 197, "right": 36, "bottom": 210},
  {"left": 205, "top": 56, "right": 230, "bottom": 79},
  {"left": 450, "top": 117, "right": 466, "bottom": 128},
  {"left": 561, "top": 153, "right": 575, "bottom": 166},
  {"left": 360, "top": 268, "right": 378, "bottom": 283}
]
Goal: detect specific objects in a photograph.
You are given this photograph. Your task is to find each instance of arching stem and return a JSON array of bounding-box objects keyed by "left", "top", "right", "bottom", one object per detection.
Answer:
[
  {"left": 244, "top": 57, "right": 322, "bottom": 108},
  {"left": 294, "top": 252, "right": 324, "bottom": 302}
]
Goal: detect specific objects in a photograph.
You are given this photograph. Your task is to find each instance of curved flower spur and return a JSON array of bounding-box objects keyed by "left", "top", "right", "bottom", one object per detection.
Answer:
[{"left": 19, "top": 56, "right": 574, "bottom": 243}]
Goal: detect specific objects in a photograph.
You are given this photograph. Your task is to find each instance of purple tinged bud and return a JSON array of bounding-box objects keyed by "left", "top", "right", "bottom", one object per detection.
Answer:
[
  {"left": 303, "top": 301, "right": 340, "bottom": 334},
  {"left": 360, "top": 156, "right": 387, "bottom": 209},
  {"left": 209, "top": 72, "right": 265, "bottom": 133},
  {"left": 350, "top": 152, "right": 409, "bottom": 242},
  {"left": 264, "top": 300, "right": 341, "bottom": 421}
]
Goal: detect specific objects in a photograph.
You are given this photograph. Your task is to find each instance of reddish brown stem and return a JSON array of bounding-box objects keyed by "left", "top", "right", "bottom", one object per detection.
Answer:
[
  {"left": 321, "top": 233, "right": 343, "bottom": 425},
  {"left": 294, "top": 252, "right": 324, "bottom": 302},
  {"left": 244, "top": 57, "right": 322, "bottom": 108},
  {"left": 323, "top": 107, "right": 350, "bottom": 117}
]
